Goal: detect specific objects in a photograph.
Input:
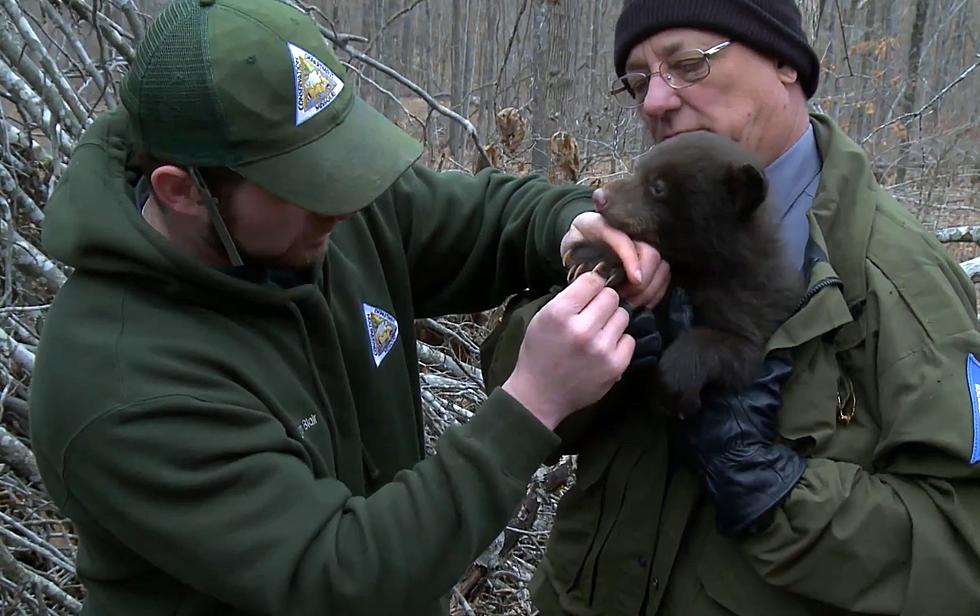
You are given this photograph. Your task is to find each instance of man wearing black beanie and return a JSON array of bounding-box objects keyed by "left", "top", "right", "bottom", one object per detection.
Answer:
[{"left": 481, "top": 1, "right": 980, "bottom": 614}]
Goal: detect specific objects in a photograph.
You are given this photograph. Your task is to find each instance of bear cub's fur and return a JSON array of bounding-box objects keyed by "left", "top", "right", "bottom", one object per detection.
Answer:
[{"left": 565, "top": 131, "right": 804, "bottom": 416}]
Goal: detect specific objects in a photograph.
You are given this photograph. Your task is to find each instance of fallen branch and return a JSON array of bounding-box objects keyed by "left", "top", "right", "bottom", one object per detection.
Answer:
[
  {"left": 1, "top": 0, "right": 90, "bottom": 127},
  {"left": 0, "top": 538, "right": 82, "bottom": 614},
  {"left": 416, "top": 340, "right": 483, "bottom": 385},
  {"left": 937, "top": 226, "right": 980, "bottom": 246},
  {"left": 0, "top": 424, "right": 41, "bottom": 484},
  {"left": 961, "top": 256, "right": 980, "bottom": 283},
  {"left": 60, "top": 0, "right": 136, "bottom": 64}
]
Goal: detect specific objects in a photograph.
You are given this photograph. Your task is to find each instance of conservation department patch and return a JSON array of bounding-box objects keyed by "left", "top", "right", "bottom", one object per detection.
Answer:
[
  {"left": 968, "top": 353, "right": 980, "bottom": 464},
  {"left": 363, "top": 304, "right": 399, "bottom": 367},
  {"left": 288, "top": 42, "right": 344, "bottom": 126}
]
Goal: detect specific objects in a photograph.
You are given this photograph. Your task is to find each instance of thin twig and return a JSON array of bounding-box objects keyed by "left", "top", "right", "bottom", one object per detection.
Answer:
[{"left": 863, "top": 54, "right": 980, "bottom": 144}]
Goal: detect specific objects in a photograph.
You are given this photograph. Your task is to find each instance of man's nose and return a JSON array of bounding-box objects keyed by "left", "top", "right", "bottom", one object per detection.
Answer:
[
  {"left": 592, "top": 188, "right": 607, "bottom": 211},
  {"left": 641, "top": 76, "right": 681, "bottom": 120}
]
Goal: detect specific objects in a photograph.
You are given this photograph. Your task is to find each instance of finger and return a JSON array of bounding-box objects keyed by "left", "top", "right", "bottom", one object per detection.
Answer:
[
  {"left": 576, "top": 286, "right": 622, "bottom": 331},
  {"left": 551, "top": 271, "right": 607, "bottom": 315},
  {"left": 599, "top": 227, "right": 643, "bottom": 285},
  {"left": 612, "top": 333, "right": 637, "bottom": 373},
  {"left": 621, "top": 243, "right": 662, "bottom": 298},
  {"left": 595, "top": 306, "right": 630, "bottom": 348},
  {"left": 626, "top": 259, "right": 671, "bottom": 309},
  {"left": 644, "top": 261, "right": 672, "bottom": 308}
]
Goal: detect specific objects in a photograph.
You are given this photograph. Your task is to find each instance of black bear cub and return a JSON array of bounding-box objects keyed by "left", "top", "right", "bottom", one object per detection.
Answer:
[{"left": 564, "top": 131, "right": 804, "bottom": 416}]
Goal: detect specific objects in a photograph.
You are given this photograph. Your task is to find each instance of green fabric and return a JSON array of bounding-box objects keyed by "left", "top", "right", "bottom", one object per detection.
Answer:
[
  {"left": 121, "top": 0, "right": 422, "bottom": 214},
  {"left": 30, "top": 109, "right": 594, "bottom": 615},
  {"left": 483, "top": 113, "right": 980, "bottom": 615}
]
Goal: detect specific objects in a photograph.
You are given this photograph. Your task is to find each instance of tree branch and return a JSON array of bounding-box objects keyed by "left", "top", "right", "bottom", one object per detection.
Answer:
[
  {"left": 937, "top": 226, "right": 980, "bottom": 245},
  {"left": 863, "top": 54, "right": 980, "bottom": 144},
  {"left": 961, "top": 256, "right": 980, "bottom": 283},
  {"left": 286, "top": 0, "right": 491, "bottom": 168}
]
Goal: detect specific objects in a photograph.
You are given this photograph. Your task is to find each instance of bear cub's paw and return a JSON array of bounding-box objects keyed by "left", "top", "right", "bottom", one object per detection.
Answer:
[{"left": 563, "top": 240, "right": 626, "bottom": 288}]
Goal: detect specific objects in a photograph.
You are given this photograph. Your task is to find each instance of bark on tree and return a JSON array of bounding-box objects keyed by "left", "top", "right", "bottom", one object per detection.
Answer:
[{"left": 895, "top": 0, "right": 930, "bottom": 184}]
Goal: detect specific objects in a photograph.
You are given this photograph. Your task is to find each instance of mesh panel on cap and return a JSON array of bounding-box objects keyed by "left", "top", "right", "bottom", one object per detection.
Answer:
[{"left": 122, "top": 0, "right": 230, "bottom": 164}]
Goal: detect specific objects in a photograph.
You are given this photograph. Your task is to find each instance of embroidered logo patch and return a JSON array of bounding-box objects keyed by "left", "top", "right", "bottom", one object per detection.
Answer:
[
  {"left": 363, "top": 304, "right": 399, "bottom": 367},
  {"left": 968, "top": 354, "right": 980, "bottom": 464},
  {"left": 288, "top": 42, "right": 344, "bottom": 126}
]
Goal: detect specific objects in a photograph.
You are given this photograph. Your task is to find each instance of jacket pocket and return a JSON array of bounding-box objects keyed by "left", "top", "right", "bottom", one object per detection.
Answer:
[
  {"left": 780, "top": 338, "right": 879, "bottom": 467},
  {"left": 779, "top": 339, "right": 844, "bottom": 450}
]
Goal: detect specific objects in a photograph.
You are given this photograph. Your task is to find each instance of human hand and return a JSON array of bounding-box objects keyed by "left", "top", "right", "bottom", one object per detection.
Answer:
[
  {"left": 561, "top": 210, "right": 670, "bottom": 309},
  {"left": 502, "top": 272, "right": 635, "bottom": 430},
  {"left": 675, "top": 351, "right": 806, "bottom": 537}
]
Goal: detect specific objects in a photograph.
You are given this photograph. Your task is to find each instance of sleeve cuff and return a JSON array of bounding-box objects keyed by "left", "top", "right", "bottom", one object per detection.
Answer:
[
  {"left": 457, "top": 387, "right": 562, "bottom": 480},
  {"left": 549, "top": 197, "right": 595, "bottom": 273}
]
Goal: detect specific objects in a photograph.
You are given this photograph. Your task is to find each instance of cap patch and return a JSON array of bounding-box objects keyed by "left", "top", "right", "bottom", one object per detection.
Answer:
[
  {"left": 289, "top": 42, "right": 344, "bottom": 126},
  {"left": 363, "top": 303, "right": 399, "bottom": 367}
]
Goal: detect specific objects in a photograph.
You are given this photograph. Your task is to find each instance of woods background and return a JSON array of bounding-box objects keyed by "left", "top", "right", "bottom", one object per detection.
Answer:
[{"left": 0, "top": 0, "right": 977, "bottom": 614}]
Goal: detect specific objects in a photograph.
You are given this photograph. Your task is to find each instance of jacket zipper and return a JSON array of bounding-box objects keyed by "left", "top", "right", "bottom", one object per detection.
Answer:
[{"left": 793, "top": 276, "right": 844, "bottom": 315}]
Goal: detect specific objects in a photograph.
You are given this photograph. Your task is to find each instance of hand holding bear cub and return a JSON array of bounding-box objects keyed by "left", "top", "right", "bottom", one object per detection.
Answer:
[{"left": 563, "top": 131, "right": 804, "bottom": 417}]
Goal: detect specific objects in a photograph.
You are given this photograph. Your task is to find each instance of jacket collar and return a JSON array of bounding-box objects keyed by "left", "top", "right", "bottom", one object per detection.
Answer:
[
  {"left": 764, "top": 114, "right": 880, "bottom": 352},
  {"left": 808, "top": 113, "right": 877, "bottom": 308}
]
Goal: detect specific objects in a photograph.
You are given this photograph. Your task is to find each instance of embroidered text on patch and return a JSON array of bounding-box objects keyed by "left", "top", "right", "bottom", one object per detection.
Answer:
[
  {"left": 288, "top": 42, "right": 344, "bottom": 126},
  {"left": 363, "top": 304, "right": 399, "bottom": 367},
  {"left": 968, "top": 354, "right": 980, "bottom": 464}
]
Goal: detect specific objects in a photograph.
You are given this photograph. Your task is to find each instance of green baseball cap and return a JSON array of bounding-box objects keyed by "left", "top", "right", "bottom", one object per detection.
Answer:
[{"left": 121, "top": 0, "right": 422, "bottom": 215}]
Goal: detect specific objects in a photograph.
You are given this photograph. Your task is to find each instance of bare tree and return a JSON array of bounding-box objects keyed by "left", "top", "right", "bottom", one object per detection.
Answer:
[{"left": 0, "top": 1, "right": 977, "bottom": 613}]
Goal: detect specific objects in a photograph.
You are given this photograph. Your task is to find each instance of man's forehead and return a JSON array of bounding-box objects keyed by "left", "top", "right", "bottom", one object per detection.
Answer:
[{"left": 625, "top": 28, "right": 726, "bottom": 70}]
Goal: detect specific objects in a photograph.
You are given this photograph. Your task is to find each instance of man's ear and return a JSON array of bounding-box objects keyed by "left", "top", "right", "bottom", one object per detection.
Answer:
[
  {"left": 726, "top": 163, "right": 768, "bottom": 221},
  {"left": 149, "top": 165, "right": 202, "bottom": 216},
  {"left": 776, "top": 60, "right": 798, "bottom": 85}
]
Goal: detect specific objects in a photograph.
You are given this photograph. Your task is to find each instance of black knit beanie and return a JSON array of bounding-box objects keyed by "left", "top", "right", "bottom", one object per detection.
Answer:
[{"left": 614, "top": 0, "right": 821, "bottom": 98}]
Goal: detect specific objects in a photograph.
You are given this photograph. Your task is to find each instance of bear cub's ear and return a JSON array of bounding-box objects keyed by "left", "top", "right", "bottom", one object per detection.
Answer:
[{"left": 726, "top": 163, "right": 768, "bottom": 222}]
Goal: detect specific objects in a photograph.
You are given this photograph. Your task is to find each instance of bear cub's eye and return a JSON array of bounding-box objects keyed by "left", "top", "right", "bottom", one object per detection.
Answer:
[{"left": 648, "top": 178, "right": 667, "bottom": 198}]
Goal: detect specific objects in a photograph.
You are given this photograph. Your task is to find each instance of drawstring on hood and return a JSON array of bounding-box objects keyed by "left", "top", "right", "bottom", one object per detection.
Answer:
[{"left": 187, "top": 166, "right": 244, "bottom": 267}]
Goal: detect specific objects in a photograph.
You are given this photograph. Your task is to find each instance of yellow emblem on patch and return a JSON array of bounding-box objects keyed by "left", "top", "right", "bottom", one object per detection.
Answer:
[
  {"left": 363, "top": 304, "right": 399, "bottom": 367},
  {"left": 288, "top": 42, "right": 344, "bottom": 126}
]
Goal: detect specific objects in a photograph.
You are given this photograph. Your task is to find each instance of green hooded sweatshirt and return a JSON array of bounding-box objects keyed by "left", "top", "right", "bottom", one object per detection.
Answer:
[{"left": 29, "top": 108, "right": 593, "bottom": 615}]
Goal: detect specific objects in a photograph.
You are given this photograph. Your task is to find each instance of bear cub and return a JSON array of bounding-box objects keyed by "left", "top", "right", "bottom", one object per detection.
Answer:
[{"left": 564, "top": 131, "right": 804, "bottom": 416}]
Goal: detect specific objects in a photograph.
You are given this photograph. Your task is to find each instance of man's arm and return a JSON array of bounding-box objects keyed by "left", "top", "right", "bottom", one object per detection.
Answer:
[
  {"left": 58, "top": 273, "right": 634, "bottom": 616},
  {"left": 738, "top": 274, "right": 980, "bottom": 613},
  {"left": 63, "top": 391, "right": 554, "bottom": 615},
  {"left": 385, "top": 165, "right": 593, "bottom": 317}
]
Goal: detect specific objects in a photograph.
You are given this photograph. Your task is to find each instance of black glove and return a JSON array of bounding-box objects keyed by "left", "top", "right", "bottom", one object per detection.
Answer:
[
  {"left": 624, "top": 306, "right": 662, "bottom": 369},
  {"left": 624, "top": 287, "right": 695, "bottom": 370},
  {"left": 675, "top": 351, "right": 806, "bottom": 537}
]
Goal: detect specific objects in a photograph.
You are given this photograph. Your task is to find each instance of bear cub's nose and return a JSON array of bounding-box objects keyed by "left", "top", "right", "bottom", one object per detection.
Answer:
[{"left": 592, "top": 188, "right": 607, "bottom": 211}]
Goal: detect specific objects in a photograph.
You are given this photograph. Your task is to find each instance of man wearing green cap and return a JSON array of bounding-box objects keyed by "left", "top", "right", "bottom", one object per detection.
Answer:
[
  {"left": 482, "top": 0, "right": 980, "bottom": 614},
  {"left": 27, "top": 1, "right": 670, "bottom": 614}
]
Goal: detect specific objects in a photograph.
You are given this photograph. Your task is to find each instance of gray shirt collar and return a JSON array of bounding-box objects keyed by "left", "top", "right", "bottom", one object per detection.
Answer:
[{"left": 765, "top": 123, "right": 823, "bottom": 271}]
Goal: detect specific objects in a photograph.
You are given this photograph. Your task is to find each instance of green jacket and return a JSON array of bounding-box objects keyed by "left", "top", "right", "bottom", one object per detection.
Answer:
[
  {"left": 482, "top": 114, "right": 980, "bottom": 615},
  {"left": 29, "top": 109, "right": 593, "bottom": 616}
]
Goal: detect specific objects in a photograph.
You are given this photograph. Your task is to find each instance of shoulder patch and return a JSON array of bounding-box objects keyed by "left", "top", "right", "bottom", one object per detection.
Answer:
[
  {"left": 288, "top": 42, "right": 344, "bottom": 126},
  {"left": 363, "top": 304, "right": 399, "bottom": 367},
  {"left": 967, "top": 353, "right": 980, "bottom": 464}
]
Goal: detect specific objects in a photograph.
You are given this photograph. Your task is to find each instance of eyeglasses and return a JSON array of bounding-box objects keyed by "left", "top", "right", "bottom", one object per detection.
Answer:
[{"left": 610, "top": 40, "right": 732, "bottom": 108}]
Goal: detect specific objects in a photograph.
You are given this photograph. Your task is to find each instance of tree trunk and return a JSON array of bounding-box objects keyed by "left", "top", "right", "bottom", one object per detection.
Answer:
[
  {"left": 895, "top": 0, "right": 930, "bottom": 184},
  {"left": 530, "top": 0, "right": 573, "bottom": 175},
  {"left": 449, "top": 0, "right": 470, "bottom": 159},
  {"left": 796, "top": 0, "right": 822, "bottom": 46},
  {"left": 530, "top": 0, "right": 550, "bottom": 173}
]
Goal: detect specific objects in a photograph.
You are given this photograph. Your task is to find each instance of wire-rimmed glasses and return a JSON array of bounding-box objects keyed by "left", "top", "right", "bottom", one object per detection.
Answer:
[{"left": 610, "top": 41, "right": 732, "bottom": 108}]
